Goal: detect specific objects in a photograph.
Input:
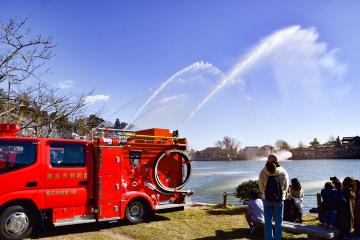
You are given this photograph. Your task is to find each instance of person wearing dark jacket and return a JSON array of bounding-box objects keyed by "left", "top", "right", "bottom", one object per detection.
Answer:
[
  {"left": 320, "top": 182, "right": 342, "bottom": 227},
  {"left": 355, "top": 180, "right": 360, "bottom": 237},
  {"left": 339, "top": 177, "right": 356, "bottom": 238},
  {"left": 330, "top": 176, "right": 342, "bottom": 191}
]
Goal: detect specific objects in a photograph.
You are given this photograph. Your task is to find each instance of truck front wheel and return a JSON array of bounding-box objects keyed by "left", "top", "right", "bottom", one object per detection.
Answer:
[
  {"left": 0, "top": 205, "right": 33, "bottom": 240},
  {"left": 125, "top": 200, "right": 149, "bottom": 224}
]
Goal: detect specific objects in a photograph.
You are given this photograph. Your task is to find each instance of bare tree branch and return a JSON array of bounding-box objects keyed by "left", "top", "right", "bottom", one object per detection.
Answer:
[
  {"left": 0, "top": 17, "right": 54, "bottom": 88},
  {"left": 0, "top": 17, "right": 101, "bottom": 138}
]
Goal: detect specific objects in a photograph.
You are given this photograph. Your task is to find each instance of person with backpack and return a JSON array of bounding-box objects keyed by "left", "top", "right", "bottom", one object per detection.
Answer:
[{"left": 259, "top": 153, "right": 289, "bottom": 240}]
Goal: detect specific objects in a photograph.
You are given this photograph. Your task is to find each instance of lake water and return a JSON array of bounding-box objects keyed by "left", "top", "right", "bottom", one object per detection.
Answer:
[{"left": 186, "top": 159, "right": 360, "bottom": 212}]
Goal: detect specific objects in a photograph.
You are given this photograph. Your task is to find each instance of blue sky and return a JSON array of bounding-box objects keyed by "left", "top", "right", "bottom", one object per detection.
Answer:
[{"left": 2, "top": 1, "right": 360, "bottom": 149}]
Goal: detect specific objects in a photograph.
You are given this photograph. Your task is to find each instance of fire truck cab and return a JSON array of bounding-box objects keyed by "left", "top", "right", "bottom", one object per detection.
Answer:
[{"left": 0, "top": 124, "right": 192, "bottom": 240}]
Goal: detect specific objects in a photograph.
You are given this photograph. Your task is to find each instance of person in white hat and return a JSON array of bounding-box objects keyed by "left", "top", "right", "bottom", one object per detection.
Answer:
[{"left": 259, "top": 153, "right": 289, "bottom": 240}]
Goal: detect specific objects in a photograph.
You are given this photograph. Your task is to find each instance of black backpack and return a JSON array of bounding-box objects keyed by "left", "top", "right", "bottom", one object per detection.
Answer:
[{"left": 265, "top": 175, "right": 282, "bottom": 201}]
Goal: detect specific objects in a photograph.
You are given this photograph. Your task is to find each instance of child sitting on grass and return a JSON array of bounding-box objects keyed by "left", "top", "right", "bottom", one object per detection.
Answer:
[{"left": 245, "top": 189, "right": 264, "bottom": 233}]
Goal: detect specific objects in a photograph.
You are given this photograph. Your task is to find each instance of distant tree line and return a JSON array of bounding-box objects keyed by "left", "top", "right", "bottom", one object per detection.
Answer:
[
  {"left": 215, "top": 136, "right": 240, "bottom": 159},
  {"left": 298, "top": 136, "right": 342, "bottom": 149},
  {"left": 214, "top": 137, "right": 292, "bottom": 152},
  {"left": 191, "top": 134, "right": 347, "bottom": 161}
]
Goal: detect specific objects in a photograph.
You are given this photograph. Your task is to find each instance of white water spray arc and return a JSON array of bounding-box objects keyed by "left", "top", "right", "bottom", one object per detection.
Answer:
[
  {"left": 179, "top": 26, "right": 301, "bottom": 129},
  {"left": 93, "top": 89, "right": 153, "bottom": 130},
  {"left": 125, "top": 61, "right": 223, "bottom": 129},
  {"left": 276, "top": 150, "right": 293, "bottom": 161},
  {"left": 110, "top": 88, "right": 152, "bottom": 117}
]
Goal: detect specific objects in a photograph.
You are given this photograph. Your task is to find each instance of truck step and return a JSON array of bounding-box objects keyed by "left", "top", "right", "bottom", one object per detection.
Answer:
[
  {"left": 54, "top": 217, "right": 96, "bottom": 227},
  {"left": 155, "top": 203, "right": 185, "bottom": 211}
]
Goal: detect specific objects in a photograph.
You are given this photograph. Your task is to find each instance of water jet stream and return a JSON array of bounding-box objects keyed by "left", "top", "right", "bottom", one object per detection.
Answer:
[
  {"left": 125, "top": 61, "right": 224, "bottom": 129},
  {"left": 110, "top": 88, "right": 153, "bottom": 118},
  {"left": 93, "top": 89, "right": 153, "bottom": 130},
  {"left": 178, "top": 26, "right": 301, "bottom": 129}
]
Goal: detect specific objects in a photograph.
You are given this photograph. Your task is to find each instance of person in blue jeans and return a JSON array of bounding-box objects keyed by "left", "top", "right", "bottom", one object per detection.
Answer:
[{"left": 259, "top": 153, "right": 289, "bottom": 240}]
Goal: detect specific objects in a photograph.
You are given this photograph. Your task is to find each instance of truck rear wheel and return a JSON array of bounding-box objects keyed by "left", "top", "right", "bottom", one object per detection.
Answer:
[
  {"left": 0, "top": 205, "right": 33, "bottom": 240},
  {"left": 125, "top": 200, "right": 149, "bottom": 224}
]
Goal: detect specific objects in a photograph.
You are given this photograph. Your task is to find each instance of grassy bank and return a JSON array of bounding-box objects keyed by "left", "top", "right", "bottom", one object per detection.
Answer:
[{"left": 29, "top": 206, "right": 318, "bottom": 240}]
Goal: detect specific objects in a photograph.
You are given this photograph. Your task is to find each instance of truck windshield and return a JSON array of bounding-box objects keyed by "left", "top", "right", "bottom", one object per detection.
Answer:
[{"left": 0, "top": 141, "right": 37, "bottom": 174}]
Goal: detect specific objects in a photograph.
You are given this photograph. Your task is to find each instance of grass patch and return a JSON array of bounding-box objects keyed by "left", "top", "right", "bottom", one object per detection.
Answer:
[
  {"left": 30, "top": 231, "right": 117, "bottom": 240},
  {"left": 115, "top": 206, "right": 311, "bottom": 240},
  {"left": 29, "top": 206, "right": 319, "bottom": 240}
]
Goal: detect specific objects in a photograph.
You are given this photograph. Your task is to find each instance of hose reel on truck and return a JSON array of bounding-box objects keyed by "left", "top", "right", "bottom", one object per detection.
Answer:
[{"left": 152, "top": 149, "right": 192, "bottom": 194}]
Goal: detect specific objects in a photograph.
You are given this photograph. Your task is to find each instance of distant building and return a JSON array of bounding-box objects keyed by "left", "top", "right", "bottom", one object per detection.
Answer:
[
  {"left": 195, "top": 147, "right": 228, "bottom": 160},
  {"left": 242, "top": 146, "right": 263, "bottom": 159},
  {"left": 290, "top": 135, "right": 360, "bottom": 160},
  {"left": 243, "top": 146, "right": 260, "bottom": 151},
  {"left": 193, "top": 144, "right": 276, "bottom": 161},
  {"left": 341, "top": 136, "right": 360, "bottom": 147},
  {"left": 261, "top": 145, "right": 274, "bottom": 156}
]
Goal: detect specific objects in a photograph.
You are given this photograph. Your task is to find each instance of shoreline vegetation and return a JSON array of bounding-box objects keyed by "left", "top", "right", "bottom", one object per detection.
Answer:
[
  {"left": 28, "top": 205, "right": 316, "bottom": 240},
  {"left": 191, "top": 136, "right": 360, "bottom": 161}
]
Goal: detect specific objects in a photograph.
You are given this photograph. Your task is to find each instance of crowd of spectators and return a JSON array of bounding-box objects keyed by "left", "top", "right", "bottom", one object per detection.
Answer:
[
  {"left": 245, "top": 153, "right": 360, "bottom": 239},
  {"left": 319, "top": 176, "right": 360, "bottom": 239}
]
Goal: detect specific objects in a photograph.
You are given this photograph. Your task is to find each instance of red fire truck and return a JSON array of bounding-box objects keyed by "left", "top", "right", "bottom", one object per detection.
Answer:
[{"left": 0, "top": 124, "right": 192, "bottom": 240}]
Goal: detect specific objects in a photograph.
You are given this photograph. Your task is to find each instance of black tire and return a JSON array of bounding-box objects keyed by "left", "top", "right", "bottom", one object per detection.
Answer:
[
  {"left": 0, "top": 205, "right": 33, "bottom": 240},
  {"left": 125, "top": 200, "right": 151, "bottom": 224}
]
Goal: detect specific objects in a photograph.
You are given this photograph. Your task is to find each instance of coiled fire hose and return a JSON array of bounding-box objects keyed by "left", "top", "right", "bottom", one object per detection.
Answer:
[{"left": 153, "top": 149, "right": 192, "bottom": 194}]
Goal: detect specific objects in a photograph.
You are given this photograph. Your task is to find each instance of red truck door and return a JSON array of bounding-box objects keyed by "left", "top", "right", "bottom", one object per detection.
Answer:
[
  {"left": 0, "top": 140, "right": 41, "bottom": 204},
  {"left": 44, "top": 141, "right": 94, "bottom": 225}
]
